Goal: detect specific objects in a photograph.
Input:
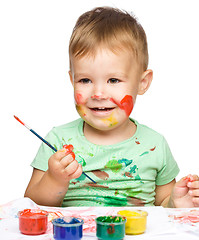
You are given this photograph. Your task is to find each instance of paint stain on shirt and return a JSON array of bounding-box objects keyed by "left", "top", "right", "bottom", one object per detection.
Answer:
[{"left": 92, "top": 170, "right": 109, "bottom": 180}]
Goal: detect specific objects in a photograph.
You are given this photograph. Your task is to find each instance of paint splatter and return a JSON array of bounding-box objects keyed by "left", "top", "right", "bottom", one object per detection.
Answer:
[
  {"left": 76, "top": 174, "right": 86, "bottom": 182},
  {"left": 110, "top": 95, "right": 134, "bottom": 116},
  {"left": 107, "top": 224, "right": 115, "bottom": 234},
  {"left": 101, "top": 112, "right": 118, "bottom": 127},
  {"left": 53, "top": 144, "right": 58, "bottom": 150},
  {"left": 86, "top": 183, "right": 109, "bottom": 188},
  {"left": 169, "top": 210, "right": 199, "bottom": 224},
  {"left": 124, "top": 172, "right": 133, "bottom": 178},
  {"left": 127, "top": 197, "right": 145, "bottom": 206},
  {"left": 140, "top": 151, "right": 149, "bottom": 156},
  {"left": 135, "top": 141, "right": 140, "bottom": 144},
  {"left": 130, "top": 165, "right": 138, "bottom": 174},
  {"left": 92, "top": 170, "right": 109, "bottom": 180},
  {"left": 75, "top": 93, "right": 84, "bottom": 105},
  {"left": 77, "top": 155, "right": 86, "bottom": 167},
  {"left": 125, "top": 189, "right": 142, "bottom": 198},
  {"left": 118, "top": 158, "right": 132, "bottom": 167},
  {"left": 124, "top": 165, "right": 138, "bottom": 178},
  {"left": 150, "top": 147, "right": 156, "bottom": 151},
  {"left": 105, "top": 160, "right": 123, "bottom": 173},
  {"left": 76, "top": 105, "right": 86, "bottom": 117},
  {"left": 115, "top": 190, "right": 119, "bottom": 195}
]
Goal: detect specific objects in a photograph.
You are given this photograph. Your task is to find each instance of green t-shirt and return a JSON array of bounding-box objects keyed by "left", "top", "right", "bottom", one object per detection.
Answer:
[{"left": 31, "top": 118, "right": 179, "bottom": 207}]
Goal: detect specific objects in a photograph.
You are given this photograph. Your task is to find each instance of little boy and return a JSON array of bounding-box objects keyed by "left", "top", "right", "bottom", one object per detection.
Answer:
[{"left": 25, "top": 7, "right": 199, "bottom": 207}]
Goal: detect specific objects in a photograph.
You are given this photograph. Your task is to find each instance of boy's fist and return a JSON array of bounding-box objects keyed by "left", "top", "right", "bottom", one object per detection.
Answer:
[{"left": 47, "top": 144, "right": 82, "bottom": 186}]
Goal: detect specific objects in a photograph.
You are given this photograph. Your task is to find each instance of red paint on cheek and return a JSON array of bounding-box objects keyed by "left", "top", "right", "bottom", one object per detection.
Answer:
[
  {"left": 110, "top": 95, "right": 134, "bottom": 116},
  {"left": 75, "top": 93, "right": 84, "bottom": 105}
]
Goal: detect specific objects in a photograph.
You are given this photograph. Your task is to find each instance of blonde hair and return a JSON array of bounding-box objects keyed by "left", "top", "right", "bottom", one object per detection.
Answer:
[{"left": 69, "top": 7, "right": 148, "bottom": 71}]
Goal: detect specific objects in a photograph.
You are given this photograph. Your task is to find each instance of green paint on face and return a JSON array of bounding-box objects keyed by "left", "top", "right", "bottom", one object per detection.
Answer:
[
  {"left": 105, "top": 160, "right": 123, "bottom": 173},
  {"left": 88, "top": 152, "right": 94, "bottom": 157}
]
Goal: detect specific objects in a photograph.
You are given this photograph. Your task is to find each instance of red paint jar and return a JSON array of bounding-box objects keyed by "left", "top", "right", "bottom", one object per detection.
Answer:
[{"left": 18, "top": 209, "right": 48, "bottom": 235}]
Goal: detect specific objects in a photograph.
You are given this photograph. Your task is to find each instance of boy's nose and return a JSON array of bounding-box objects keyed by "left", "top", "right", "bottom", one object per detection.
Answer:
[{"left": 91, "top": 84, "right": 108, "bottom": 100}]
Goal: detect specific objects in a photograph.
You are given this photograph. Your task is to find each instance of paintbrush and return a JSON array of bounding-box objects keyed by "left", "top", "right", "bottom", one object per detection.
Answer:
[{"left": 14, "top": 115, "right": 96, "bottom": 184}]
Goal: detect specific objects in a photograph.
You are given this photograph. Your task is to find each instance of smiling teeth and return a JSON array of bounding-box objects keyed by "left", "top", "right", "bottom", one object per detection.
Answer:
[{"left": 92, "top": 107, "right": 114, "bottom": 111}]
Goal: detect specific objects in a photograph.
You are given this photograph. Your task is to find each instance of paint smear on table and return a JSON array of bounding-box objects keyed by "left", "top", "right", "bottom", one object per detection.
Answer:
[
  {"left": 169, "top": 209, "right": 199, "bottom": 225},
  {"left": 46, "top": 209, "right": 97, "bottom": 234}
]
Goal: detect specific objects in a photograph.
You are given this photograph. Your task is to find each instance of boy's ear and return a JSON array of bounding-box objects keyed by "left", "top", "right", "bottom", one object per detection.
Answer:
[
  {"left": 138, "top": 69, "right": 153, "bottom": 95},
  {"left": 68, "top": 70, "right": 74, "bottom": 86}
]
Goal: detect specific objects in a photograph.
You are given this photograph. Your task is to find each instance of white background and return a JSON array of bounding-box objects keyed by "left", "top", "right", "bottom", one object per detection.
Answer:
[{"left": 0, "top": 0, "right": 199, "bottom": 205}]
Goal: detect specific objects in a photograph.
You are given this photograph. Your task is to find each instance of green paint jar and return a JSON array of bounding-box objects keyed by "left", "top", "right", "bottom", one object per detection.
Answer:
[{"left": 95, "top": 216, "right": 126, "bottom": 240}]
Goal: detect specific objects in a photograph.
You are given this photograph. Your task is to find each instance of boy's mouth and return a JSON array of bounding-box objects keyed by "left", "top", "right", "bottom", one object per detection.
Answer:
[{"left": 90, "top": 107, "right": 115, "bottom": 112}]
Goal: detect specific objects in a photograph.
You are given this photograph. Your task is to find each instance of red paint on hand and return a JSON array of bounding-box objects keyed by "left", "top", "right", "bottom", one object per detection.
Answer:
[
  {"left": 183, "top": 176, "right": 194, "bottom": 182},
  {"left": 70, "top": 152, "right": 75, "bottom": 160},
  {"left": 63, "top": 144, "right": 74, "bottom": 154},
  {"left": 63, "top": 144, "right": 75, "bottom": 159}
]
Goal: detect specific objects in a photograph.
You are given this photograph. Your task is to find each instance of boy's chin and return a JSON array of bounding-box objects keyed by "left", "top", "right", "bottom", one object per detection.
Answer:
[{"left": 84, "top": 119, "right": 119, "bottom": 132}]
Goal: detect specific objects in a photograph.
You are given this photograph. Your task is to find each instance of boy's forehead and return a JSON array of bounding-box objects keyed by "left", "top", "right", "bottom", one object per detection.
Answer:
[{"left": 70, "top": 48, "right": 141, "bottom": 77}]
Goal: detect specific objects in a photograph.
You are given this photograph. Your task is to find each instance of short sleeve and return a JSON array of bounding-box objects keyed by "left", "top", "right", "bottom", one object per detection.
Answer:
[
  {"left": 30, "top": 128, "right": 61, "bottom": 171},
  {"left": 155, "top": 137, "right": 180, "bottom": 185}
]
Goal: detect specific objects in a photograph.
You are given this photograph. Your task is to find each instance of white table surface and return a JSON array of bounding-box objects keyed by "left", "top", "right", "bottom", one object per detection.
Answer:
[{"left": 0, "top": 198, "right": 199, "bottom": 240}]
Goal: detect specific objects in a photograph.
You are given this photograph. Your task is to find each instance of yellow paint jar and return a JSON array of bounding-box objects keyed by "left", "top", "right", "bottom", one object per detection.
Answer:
[{"left": 118, "top": 210, "right": 148, "bottom": 235}]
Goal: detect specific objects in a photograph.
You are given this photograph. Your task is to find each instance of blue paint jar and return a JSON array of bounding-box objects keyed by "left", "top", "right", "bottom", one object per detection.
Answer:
[{"left": 52, "top": 217, "right": 84, "bottom": 240}]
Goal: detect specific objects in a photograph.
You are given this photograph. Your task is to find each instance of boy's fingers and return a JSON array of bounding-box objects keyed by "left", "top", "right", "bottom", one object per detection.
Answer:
[
  {"left": 60, "top": 153, "right": 75, "bottom": 167},
  {"left": 189, "top": 189, "right": 199, "bottom": 197},
  {"left": 50, "top": 148, "right": 67, "bottom": 161},
  {"left": 68, "top": 164, "right": 83, "bottom": 179},
  {"left": 63, "top": 160, "right": 80, "bottom": 176},
  {"left": 188, "top": 179, "right": 199, "bottom": 189},
  {"left": 191, "top": 175, "right": 199, "bottom": 181},
  {"left": 175, "top": 176, "right": 190, "bottom": 188},
  {"left": 54, "top": 147, "right": 75, "bottom": 162}
]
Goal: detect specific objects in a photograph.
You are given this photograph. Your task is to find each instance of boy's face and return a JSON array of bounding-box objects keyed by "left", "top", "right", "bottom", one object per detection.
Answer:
[{"left": 69, "top": 48, "right": 151, "bottom": 131}]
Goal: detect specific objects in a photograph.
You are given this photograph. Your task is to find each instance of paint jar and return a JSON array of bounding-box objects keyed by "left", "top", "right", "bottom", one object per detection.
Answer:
[
  {"left": 18, "top": 209, "right": 48, "bottom": 235},
  {"left": 95, "top": 216, "right": 126, "bottom": 240},
  {"left": 118, "top": 210, "right": 148, "bottom": 235},
  {"left": 52, "top": 217, "right": 84, "bottom": 240}
]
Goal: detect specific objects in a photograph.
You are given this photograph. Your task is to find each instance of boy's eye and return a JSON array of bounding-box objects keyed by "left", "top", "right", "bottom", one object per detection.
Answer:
[
  {"left": 79, "top": 78, "right": 92, "bottom": 84},
  {"left": 108, "top": 78, "right": 120, "bottom": 84}
]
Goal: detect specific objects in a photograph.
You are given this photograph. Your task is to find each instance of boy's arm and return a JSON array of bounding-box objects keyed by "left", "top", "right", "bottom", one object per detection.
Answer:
[
  {"left": 155, "top": 179, "right": 176, "bottom": 207},
  {"left": 24, "top": 148, "right": 82, "bottom": 207},
  {"left": 24, "top": 168, "right": 69, "bottom": 207}
]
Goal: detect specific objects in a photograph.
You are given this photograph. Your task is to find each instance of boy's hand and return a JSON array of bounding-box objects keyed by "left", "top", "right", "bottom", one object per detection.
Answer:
[
  {"left": 171, "top": 174, "right": 199, "bottom": 207},
  {"left": 47, "top": 145, "right": 82, "bottom": 186}
]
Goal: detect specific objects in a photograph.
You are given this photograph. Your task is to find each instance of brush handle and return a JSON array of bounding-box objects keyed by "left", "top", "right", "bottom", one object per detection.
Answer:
[{"left": 30, "top": 129, "right": 58, "bottom": 152}]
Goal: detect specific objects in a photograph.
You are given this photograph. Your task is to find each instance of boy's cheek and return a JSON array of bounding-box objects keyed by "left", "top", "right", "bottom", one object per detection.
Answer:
[
  {"left": 74, "top": 92, "right": 86, "bottom": 105},
  {"left": 111, "top": 95, "right": 134, "bottom": 116}
]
